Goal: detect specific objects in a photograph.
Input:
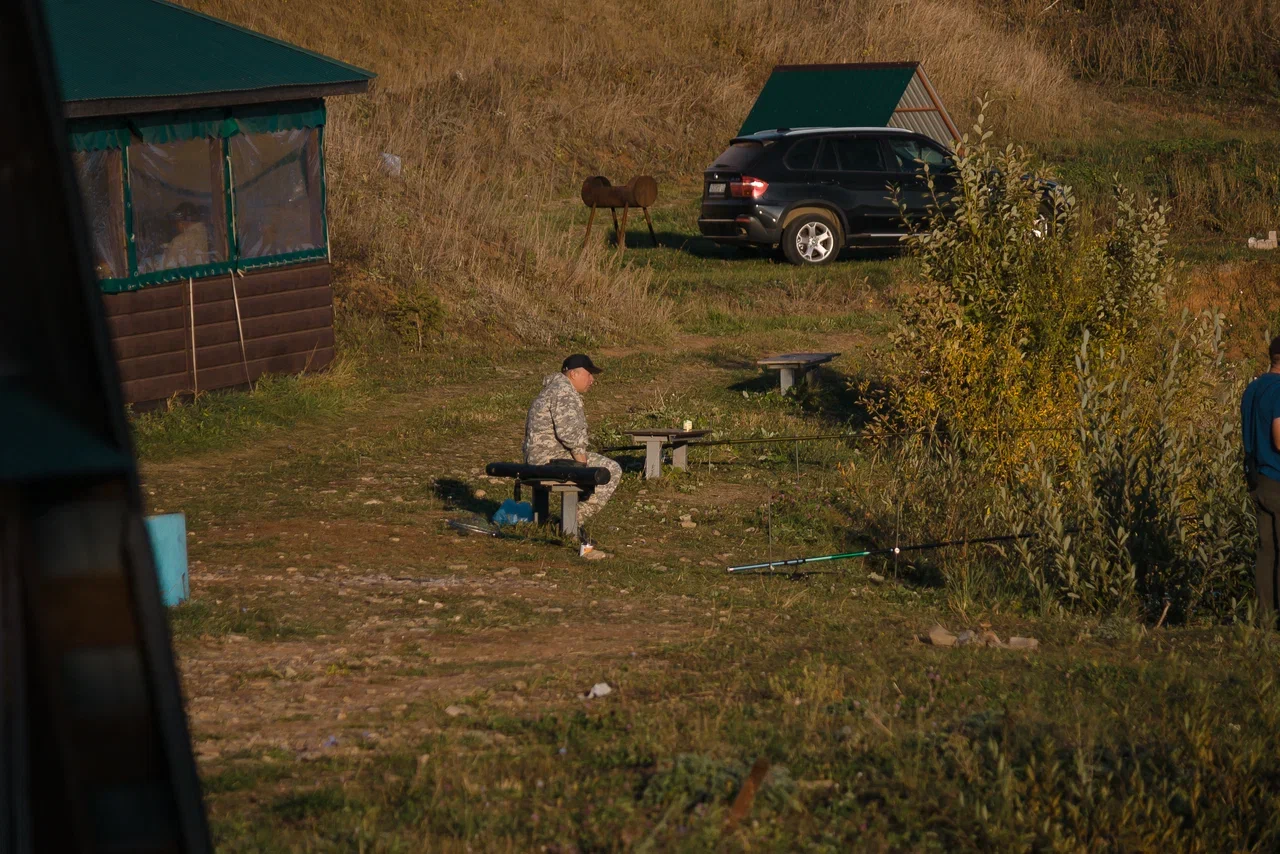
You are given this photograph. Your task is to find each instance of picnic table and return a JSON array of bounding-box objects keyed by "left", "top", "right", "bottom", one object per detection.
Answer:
[
  {"left": 756, "top": 352, "right": 840, "bottom": 392},
  {"left": 624, "top": 429, "right": 711, "bottom": 479}
]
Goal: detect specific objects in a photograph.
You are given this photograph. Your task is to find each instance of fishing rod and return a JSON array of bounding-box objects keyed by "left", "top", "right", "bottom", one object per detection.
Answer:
[
  {"left": 727, "top": 531, "right": 1051, "bottom": 574},
  {"left": 600, "top": 426, "right": 1072, "bottom": 454},
  {"left": 599, "top": 432, "right": 856, "bottom": 453}
]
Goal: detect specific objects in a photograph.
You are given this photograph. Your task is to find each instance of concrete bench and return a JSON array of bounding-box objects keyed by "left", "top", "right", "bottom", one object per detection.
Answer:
[
  {"left": 625, "top": 429, "right": 711, "bottom": 479},
  {"left": 756, "top": 352, "right": 840, "bottom": 393},
  {"left": 485, "top": 461, "right": 612, "bottom": 539}
]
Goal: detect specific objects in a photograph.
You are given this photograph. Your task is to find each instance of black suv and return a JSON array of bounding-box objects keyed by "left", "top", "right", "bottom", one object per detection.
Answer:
[{"left": 698, "top": 127, "right": 958, "bottom": 265}]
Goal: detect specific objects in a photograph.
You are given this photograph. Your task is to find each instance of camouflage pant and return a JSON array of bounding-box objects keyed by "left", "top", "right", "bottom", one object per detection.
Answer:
[{"left": 579, "top": 452, "right": 622, "bottom": 525}]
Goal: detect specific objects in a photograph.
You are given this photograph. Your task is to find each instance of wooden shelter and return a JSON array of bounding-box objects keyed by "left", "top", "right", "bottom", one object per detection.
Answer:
[
  {"left": 47, "top": 0, "right": 374, "bottom": 404},
  {"left": 739, "top": 62, "right": 960, "bottom": 147}
]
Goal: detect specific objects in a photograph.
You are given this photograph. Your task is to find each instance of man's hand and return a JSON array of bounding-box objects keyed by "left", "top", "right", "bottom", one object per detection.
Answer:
[{"left": 573, "top": 452, "right": 588, "bottom": 464}]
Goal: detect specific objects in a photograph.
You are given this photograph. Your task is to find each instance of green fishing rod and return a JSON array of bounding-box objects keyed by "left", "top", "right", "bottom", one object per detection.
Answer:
[
  {"left": 729, "top": 512, "right": 1206, "bottom": 574},
  {"left": 727, "top": 531, "right": 1044, "bottom": 574}
]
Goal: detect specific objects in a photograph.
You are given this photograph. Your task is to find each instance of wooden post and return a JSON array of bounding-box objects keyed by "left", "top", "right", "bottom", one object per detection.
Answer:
[
  {"left": 641, "top": 438, "right": 664, "bottom": 480},
  {"left": 582, "top": 204, "right": 598, "bottom": 247},
  {"left": 643, "top": 207, "right": 657, "bottom": 246},
  {"left": 188, "top": 278, "right": 198, "bottom": 397},
  {"left": 618, "top": 204, "right": 630, "bottom": 252},
  {"left": 556, "top": 486, "right": 580, "bottom": 538}
]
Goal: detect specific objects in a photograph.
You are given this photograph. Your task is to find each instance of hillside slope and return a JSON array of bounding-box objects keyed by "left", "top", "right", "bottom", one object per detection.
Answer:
[{"left": 180, "top": 0, "right": 1276, "bottom": 343}]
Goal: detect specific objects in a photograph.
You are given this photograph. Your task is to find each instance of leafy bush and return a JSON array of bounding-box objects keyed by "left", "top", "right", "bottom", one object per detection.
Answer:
[
  {"left": 875, "top": 108, "right": 1170, "bottom": 457},
  {"left": 857, "top": 114, "right": 1253, "bottom": 622}
]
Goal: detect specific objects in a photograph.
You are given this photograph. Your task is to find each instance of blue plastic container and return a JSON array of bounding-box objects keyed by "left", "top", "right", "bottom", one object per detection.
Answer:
[
  {"left": 492, "top": 499, "right": 534, "bottom": 527},
  {"left": 145, "top": 513, "right": 189, "bottom": 607}
]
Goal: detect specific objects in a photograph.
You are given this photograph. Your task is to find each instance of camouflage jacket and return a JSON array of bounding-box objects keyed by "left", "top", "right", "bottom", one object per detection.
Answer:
[{"left": 523, "top": 373, "right": 589, "bottom": 464}]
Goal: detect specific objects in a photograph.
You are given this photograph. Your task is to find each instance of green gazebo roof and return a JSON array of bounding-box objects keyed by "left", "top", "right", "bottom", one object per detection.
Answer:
[{"left": 45, "top": 0, "right": 374, "bottom": 117}]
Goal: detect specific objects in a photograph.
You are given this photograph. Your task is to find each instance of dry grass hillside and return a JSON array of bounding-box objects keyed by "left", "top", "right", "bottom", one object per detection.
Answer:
[
  {"left": 182, "top": 0, "right": 1089, "bottom": 343},
  {"left": 987, "top": 0, "right": 1280, "bottom": 88}
]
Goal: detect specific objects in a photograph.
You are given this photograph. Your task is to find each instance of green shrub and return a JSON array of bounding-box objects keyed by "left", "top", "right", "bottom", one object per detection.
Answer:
[
  {"left": 875, "top": 108, "right": 1170, "bottom": 472},
  {"left": 860, "top": 112, "right": 1253, "bottom": 622}
]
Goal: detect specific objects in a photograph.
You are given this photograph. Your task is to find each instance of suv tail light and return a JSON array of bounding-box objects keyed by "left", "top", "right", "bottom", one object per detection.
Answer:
[{"left": 729, "top": 176, "right": 768, "bottom": 199}]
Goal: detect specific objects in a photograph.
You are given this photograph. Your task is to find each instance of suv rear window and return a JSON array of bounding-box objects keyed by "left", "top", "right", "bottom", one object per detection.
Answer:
[
  {"left": 712, "top": 141, "right": 766, "bottom": 170},
  {"left": 783, "top": 138, "right": 819, "bottom": 170}
]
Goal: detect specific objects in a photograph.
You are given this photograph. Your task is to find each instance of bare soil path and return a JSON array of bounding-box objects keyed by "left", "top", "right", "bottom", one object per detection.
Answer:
[{"left": 147, "top": 331, "right": 870, "bottom": 777}]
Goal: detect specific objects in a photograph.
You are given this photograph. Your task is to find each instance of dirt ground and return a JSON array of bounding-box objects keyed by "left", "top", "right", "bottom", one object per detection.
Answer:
[
  {"left": 141, "top": 327, "right": 1280, "bottom": 852},
  {"left": 152, "top": 332, "right": 867, "bottom": 775}
]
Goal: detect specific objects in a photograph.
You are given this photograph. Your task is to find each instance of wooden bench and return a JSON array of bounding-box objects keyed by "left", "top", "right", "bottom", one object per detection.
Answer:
[
  {"left": 625, "top": 429, "right": 711, "bottom": 479},
  {"left": 756, "top": 352, "right": 840, "bottom": 393},
  {"left": 484, "top": 461, "right": 613, "bottom": 539}
]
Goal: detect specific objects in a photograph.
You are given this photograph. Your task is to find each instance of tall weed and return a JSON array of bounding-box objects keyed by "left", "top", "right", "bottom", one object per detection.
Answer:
[{"left": 997, "top": 322, "right": 1252, "bottom": 621}]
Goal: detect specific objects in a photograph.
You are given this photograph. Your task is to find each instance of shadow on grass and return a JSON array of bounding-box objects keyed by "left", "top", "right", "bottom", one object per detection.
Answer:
[
  {"left": 848, "top": 532, "right": 948, "bottom": 590},
  {"left": 607, "top": 228, "right": 907, "bottom": 264},
  {"left": 695, "top": 351, "right": 758, "bottom": 372},
  {"left": 602, "top": 228, "right": 755, "bottom": 259},
  {"left": 724, "top": 569, "right": 842, "bottom": 580},
  {"left": 895, "top": 558, "right": 947, "bottom": 589},
  {"left": 609, "top": 452, "right": 646, "bottom": 474},
  {"left": 434, "top": 478, "right": 501, "bottom": 518},
  {"left": 727, "top": 372, "right": 779, "bottom": 394},
  {"left": 726, "top": 367, "right": 874, "bottom": 427}
]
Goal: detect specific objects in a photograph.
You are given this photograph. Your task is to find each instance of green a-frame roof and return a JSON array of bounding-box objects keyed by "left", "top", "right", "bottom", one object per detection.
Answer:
[
  {"left": 739, "top": 62, "right": 960, "bottom": 146},
  {"left": 45, "top": 0, "right": 374, "bottom": 118}
]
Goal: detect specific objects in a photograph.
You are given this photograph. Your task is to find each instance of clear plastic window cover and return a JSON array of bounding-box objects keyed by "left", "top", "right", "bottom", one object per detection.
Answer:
[
  {"left": 72, "top": 150, "right": 128, "bottom": 279},
  {"left": 129, "top": 139, "right": 229, "bottom": 275},
  {"left": 231, "top": 128, "right": 324, "bottom": 260}
]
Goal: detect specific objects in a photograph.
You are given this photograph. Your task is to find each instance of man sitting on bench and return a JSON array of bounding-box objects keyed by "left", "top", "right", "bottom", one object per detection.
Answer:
[{"left": 523, "top": 354, "right": 622, "bottom": 557}]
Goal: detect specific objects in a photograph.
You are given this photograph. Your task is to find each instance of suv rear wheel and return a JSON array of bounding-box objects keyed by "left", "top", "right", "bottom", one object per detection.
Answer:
[{"left": 782, "top": 213, "right": 841, "bottom": 266}]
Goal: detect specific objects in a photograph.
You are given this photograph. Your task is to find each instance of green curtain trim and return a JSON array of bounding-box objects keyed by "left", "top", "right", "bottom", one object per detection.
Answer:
[
  {"left": 98, "top": 260, "right": 238, "bottom": 293},
  {"left": 237, "top": 247, "right": 328, "bottom": 272},
  {"left": 133, "top": 110, "right": 227, "bottom": 145},
  {"left": 223, "top": 103, "right": 327, "bottom": 136},
  {"left": 97, "top": 250, "right": 327, "bottom": 293},
  {"left": 67, "top": 100, "right": 326, "bottom": 151},
  {"left": 69, "top": 125, "right": 131, "bottom": 152}
]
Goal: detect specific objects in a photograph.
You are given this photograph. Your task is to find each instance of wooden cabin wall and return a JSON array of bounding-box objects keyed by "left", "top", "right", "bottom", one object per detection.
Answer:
[{"left": 102, "top": 262, "right": 335, "bottom": 405}]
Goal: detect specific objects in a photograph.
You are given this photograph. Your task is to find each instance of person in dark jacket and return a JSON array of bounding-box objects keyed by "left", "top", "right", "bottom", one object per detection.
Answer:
[{"left": 1242, "top": 335, "right": 1280, "bottom": 623}]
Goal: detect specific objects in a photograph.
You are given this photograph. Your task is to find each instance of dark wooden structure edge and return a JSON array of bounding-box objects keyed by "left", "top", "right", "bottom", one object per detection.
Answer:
[
  {"left": 2, "top": 0, "right": 213, "bottom": 847},
  {"left": 103, "top": 261, "right": 335, "bottom": 405}
]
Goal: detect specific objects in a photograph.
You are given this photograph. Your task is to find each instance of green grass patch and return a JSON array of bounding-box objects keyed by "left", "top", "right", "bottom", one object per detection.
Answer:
[
  {"left": 132, "top": 368, "right": 364, "bottom": 462},
  {"left": 1040, "top": 135, "right": 1280, "bottom": 243},
  {"left": 202, "top": 759, "right": 297, "bottom": 795},
  {"left": 196, "top": 624, "right": 1280, "bottom": 851},
  {"left": 168, "top": 599, "right": 342, "bottom": 641}
]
